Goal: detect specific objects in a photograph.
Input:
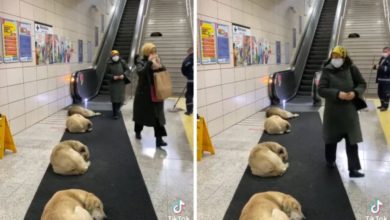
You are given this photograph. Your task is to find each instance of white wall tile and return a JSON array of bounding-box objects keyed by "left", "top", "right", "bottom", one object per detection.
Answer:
[
  {"left": 221, "top": 68, "right": 235, "bottom": 84},
  {"left": 223, "top": 111, "right": 237, "bottom": 130},
  {"left": 8, "top": 100, "right": 25, "bottom": 119},
  {"left": 2, "top": 0, "right": 20, "bottom": 16},
  {"left": 235, "top": 81, "right": 246, "bottom": 95},
  {"left": 204, "top": 69, "right": 221, "bottom": 88},
  {"left": 207, "top": 116, "right": 224, "bottom": 137},
  {"left": 10, "top": 115, "right": 26, "bottom": 135},
  {"left": 25, "top": 96, "right": 38, "bottom": 112},
  {"left": 198, "top": 89, "right": 207, "bottom": 107},
  {"left": 7, "top": 68, "right": 24, "bottom": 86},
  {"left": 25, "top": 109, "right": 38, "bottom": 127},
  {"left": 24, "top": 81, "right": 38, "bottom": 98},
  {"left": 234, "top": 67, "right": 246, "bottom": 81},
  {"left": 222, "top": 98, "right": 236, "bottom": 114},
  {"left": 205, "top": 86, "right": 222, "bottom": 105},
  {"left": 198, "top": 106, "right": 207, "bottom": 119},
  {"left": 37, "top": 79, "right": 48, "bottom": 94},
  {"left": 0, "top": 69, "right": 7, "bottom": 87},
  {"left": 206, "top": 101, "right": 223, "bottom": 121},
  {"left": 0, "top": 104, "right": 9, "bottom": 117},
  {"left": 198, "top": 70, "right": 206, "bottom": 89},
  {"left": 198, "top": 0, "right": 218, "bottom": 17},
  {"left": 7, "top": 84, "right": 24, "bottom": 102},
  {"left": 218, "top": 3, "right": 231, "bottom": 21},
  {"left": 0, "top": 87, "right": 8, "bottom": 105},
  {"left": 20, "top": 1, "right": 34, "bottom": 20},
  {"left": 222, "top": 83, "right": 235, "bottom": 99},
  {"left": 23, "top": 67, "right": 37, "bottom": 82},
  {"left": 36, "top": 66, "right": 48, "bottom": 80}
]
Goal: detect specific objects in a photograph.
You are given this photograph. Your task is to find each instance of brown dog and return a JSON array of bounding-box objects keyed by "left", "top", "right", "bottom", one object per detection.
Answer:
[
  {"left": 249, "top": 142, "right": 289, "bottom": 177},
  {"left": 50, "top": 140, "right": 90, "bottom": 175},
  {"left": 68, "top": 105, "right": 101, "bottom": 118},
  {"left": 240, "top": 191, "right": 304, "bottom": 220},
  {"left": 266, "top": 107, "right": 299, "bottom": 119},
  {"left": 66, "top": 114, "right": 92, "bottom": 133},
  {"left": 264, "top": 115, "right": 291, "bottom": 134},
  {"left": 41, "top": 189, "right": 106, "bottom": 220}
]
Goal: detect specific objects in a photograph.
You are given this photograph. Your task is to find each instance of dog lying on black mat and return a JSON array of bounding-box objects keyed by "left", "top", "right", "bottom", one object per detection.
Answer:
[
  {"left": 41, "top": 189, "right": 106, "bottom": 220},
  {"left": 66, "top": 114, "right": 93, "bottom": 133},
  {"left": 240, "top": 191, "right": 304, "bottom": 220},
  {"left": 264, "top": 115, "right": 291, "bottom": 134},
  {"left": 266, "top": 107, "right": 299, "bottom": 119},
  {"left": 68, "top": 105, "right": 101, "bottom": 118},
  {"left": 50, "top": 140, "right": 90, "bottom": 175},
  {"left": 249, "top": 142, "right": 289, "bottom": 177}
]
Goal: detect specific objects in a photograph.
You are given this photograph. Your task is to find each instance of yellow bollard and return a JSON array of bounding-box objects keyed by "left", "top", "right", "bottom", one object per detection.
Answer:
[{"left": 197, "top": 116, "right": 215, "bottom": 161}]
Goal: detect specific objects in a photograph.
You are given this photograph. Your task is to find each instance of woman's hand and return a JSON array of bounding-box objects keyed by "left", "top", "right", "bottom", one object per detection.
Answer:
[
  {"left": 148, "top": 54, "right": 158, "bottom": 61},
  {"left": 338, "top": 91, "right": 349, "bottom": 100},
  {"left": 345, "top": 91, "right": 355, "bottom": 100}
]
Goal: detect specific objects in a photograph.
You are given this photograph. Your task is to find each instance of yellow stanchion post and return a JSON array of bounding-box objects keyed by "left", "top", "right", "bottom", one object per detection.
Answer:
[
  {"left": 0, "top": 115, "right": 17, "bottom": 159},
  {"left": 197, "top": 116, "right": 215, "bottom": 161}
]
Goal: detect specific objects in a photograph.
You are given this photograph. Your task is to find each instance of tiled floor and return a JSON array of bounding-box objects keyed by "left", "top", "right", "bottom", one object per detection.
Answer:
[
  {"left": 198, "top": 100, "right": 390, "bottom": 220},
  {"left": 0, "top": 98, "right": 193, "bottom": 220}
]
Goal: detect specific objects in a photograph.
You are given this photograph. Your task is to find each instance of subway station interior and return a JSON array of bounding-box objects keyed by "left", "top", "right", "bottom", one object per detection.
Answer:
[{"left": 0, "top": 0, "right": 389, "bottom": 219}]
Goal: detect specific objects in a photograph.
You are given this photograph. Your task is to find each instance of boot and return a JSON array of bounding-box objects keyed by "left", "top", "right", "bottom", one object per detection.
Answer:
[
  {"left": 156, "top": 136, "right": 167, "bottom": 147},
  {"left": 349, "top": 170, "right": 365, "bottom": 178},
  {"left": 135, "top": 132, "right": 142, "bottom": 140}
]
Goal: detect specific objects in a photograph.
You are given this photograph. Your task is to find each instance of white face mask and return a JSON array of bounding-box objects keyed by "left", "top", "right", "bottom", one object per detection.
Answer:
[
  {"left": 112, "top": 55, "right": 120, "bottom": 62},
  {"left": 331, "top": 58, "right": 344, "bottom": 68},
  {"left": 383, "top": 53, "right": 389, "bottom": 58}
]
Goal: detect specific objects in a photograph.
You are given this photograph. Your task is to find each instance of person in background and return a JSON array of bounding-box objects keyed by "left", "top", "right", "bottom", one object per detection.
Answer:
[
  {"left": 318, "top": 46, "right": 367, "bottom": 178},
  {"left": 133, "top": 43, "right": 168, "bottom": 148},
  {"left": 373, "top": 47, "right": 390, "bottom": 111},
  {"left": 107, "top": 50, "right": 129, "bottom": 119},
  {"left": 181, "top": 47, "right": 194, "bottom": 115}
]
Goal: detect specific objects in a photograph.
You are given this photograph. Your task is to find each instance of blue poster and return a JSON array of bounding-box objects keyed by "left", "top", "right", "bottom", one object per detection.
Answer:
[
  {"left": 217, "top": 24, "right": 230, "bottom": 64},
  {"left": 276, "top": 41, "right": 281, "bottom": 64},
  {"left": 78, "top": 39, "right": 83, "bottom": 63},
  {"left": 19, "top": 23, "right": 32, "bottom": 62}
]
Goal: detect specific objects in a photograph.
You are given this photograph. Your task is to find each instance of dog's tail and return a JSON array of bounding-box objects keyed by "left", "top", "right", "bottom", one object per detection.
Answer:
[{"left": 93, "top": 112, "right": 102, "bottom": 116}]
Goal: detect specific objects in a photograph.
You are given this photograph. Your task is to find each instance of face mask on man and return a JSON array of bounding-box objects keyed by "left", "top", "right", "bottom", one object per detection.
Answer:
[
  {"left": 331, "top": 58, "right": 344, "bottom": 68},
  {"left": 112, "top": 55, "right": 120, "bottom": 62},
  {"left": 383, "top": 53, "right": 389, "bottom": 58}
]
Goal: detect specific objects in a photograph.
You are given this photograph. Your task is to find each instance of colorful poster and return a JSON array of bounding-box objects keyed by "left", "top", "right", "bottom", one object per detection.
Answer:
[
  {"left": 52, "top": 34, "right": 62, "bottom": 63},
  {"left": 0, "top": 18, "right": 3, "bottom": 63},
  {"left": 95, "top": 26, "right": 98, "bottom": 47},
  {"left": 216, "top": 24, "right": 230, "bottom": 64},
  {"left": 197, "top": 20, "right": 201, "bottom": 64},
  {"left": 251, "top": 36, "right": 259, "bottom": 64},
  {"left": 35, "top": 22, "right": 53, "bottom": 65},
  {"left": 78, "top": 39, "right": 83, "bottom": 63},
  {"left": 293, "top": 28, "right": 297, "bottom": 48},
  {"left": 45, "top": 34, "right": 54, "bottom": 64},
  {"left": 259, "top": 39, "right": 272, "bottom": 64},
  {"left": 232, "top": 24, "right": 251, "bottom": 66},
  {"left": 87, "top": 41, "right": 92, "bottom": 63},
  {"left": 276, "top": 41, "right": 281, "bottom": 64},
  {"left": 285, "top": 42, "right": 290, "bottom": 64},
  {"left": 2, "top": 19, "right": 19, "bottom": 63},
  {"left": 200, "top": 20, "right": 217, "bottom": 64},
  {"left": 64, "top": 39, "right": 73, "bottom": 63},
  {"left": 19, "top": 22, "right": 32, "bottom": 62}
]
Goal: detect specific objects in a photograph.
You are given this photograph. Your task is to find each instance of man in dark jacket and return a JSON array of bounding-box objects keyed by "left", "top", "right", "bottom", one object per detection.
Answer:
[
  {"left": 181, "top": 47, "right": 194, "bottom": 115},
  {"left": 107, "top": 50, "right": 129, "bottom": 119},
  {"left": 374, "top": 47, "right": 390, "bottom": 111}
]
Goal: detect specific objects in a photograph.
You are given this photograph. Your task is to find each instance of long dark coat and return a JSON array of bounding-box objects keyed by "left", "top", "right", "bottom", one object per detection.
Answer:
[
  {"left": 133, "top": 56, "right": 166, "bottom": 126},
  {"left": 318, "top": 63, "right": 367, "bottom": 145},
  {"left": 107, "top": 59, "right": 129, "bottom": 103}
]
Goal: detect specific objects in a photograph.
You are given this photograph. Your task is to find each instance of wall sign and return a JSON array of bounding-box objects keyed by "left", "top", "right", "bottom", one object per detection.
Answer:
[{"left": 200, "top": 20, "right": 217, "bottom": 64}]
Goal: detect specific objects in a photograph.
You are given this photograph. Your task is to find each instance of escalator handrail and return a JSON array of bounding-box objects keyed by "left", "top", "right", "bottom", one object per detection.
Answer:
[
  {"left": 383, "top": 0, "right": 390, "bottom": 36},
  {"left": 328, "top": 0, "right": 348, "bottom": 57},
  {"left": 185, "top": 0, "right": 194, "bottom": 35}
]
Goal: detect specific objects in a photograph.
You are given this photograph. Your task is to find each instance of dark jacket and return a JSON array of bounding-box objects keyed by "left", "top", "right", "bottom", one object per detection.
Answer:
[
  {"left": 133, "top": 56, "right": 166, "bottom": 126},
  {"left": 107, "top": 58, "right": 129, "bottom": 103},
  {"left": 318, "top": 63, "right": 366, "bottom": 145},
  {"left": 376, "top": 56, "right": 390, "bottom": 84},
  {"left": 181, "top": 53, "right": 193, "bottom": 82}
]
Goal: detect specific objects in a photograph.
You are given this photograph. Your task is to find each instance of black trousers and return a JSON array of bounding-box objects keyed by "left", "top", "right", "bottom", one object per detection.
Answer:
[
  {"left": 134, "top": 122, "right": 167, "bottom": 137},
  {"left": 112, "top": 102, "right": 122, "bottom": 116},
  {"left": 325, "top": 136, "right": 361, "bottom": 171},
  {"left": 185, "top": 82, "right": 193, "bottom": 113},
  {"left": 378, "top": 83, "right": 390, "bottom": 108}
]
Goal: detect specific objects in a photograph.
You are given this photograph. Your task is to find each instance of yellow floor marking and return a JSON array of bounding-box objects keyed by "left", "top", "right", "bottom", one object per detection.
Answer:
[
  {"left": 174, "top": 98, "right": 194, "bottom": 150},
  {"left": 372, "top": 99, "right": 390, "bottom": 149}
]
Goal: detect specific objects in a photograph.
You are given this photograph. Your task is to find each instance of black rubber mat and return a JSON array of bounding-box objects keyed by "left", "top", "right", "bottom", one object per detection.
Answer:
[
  {"left": 24, "top": 112, "right": 157, "bottom": 220},
  {"left": 224, "top": 112, "right": 355, "bottom": 220}
]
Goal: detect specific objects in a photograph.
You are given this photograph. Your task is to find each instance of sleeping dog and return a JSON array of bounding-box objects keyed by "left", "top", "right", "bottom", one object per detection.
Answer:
[
  {"left": 266, "top": 107, "right": 299, "bottom": 119},
  {"left": 249, "top": 142, "right": 289, "bottom": 177},
  {"left": 66, "top": 114, "right": 92, "bottom": 133},
  {"left": 68, "top": 105, "right": 101, "bottom": 118},
  {"left": 50, "top": 140, "right": 90, "bottom": 175},
  {"left": 264, "top": 115, "right": 291, "bottom": 134}
]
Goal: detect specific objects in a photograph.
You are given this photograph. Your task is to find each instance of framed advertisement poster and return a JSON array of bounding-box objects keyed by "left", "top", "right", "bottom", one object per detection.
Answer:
[
  {"left": 200, "top": 20, "right": 217, "bottom": 64},
  {"left": 78, "top": 39, "right": 83, "bottom": 63},
  {"left": 95, "top": 26, "right": 98, "bottom": 47},
  {"left": 216, "top": 24, "right": 230, "bottom": 64},
  {"left": 34, "top": 22, "right": 53, "bottom": 65},
  {"left": 19, "top": 22, "right": 32, "bottom": 62},
  {"left": 232, "top": 24, "right": 251, "bottom": 66},
  {"left": 276, "top": 41, "right": 281, "bottom": 64},
  {"left": 2, "top": 19, "right": 19, "bottom": 63},
  {"left": 285, "top": 42, "right": 290, "bottom": 64},
  {"left": 0, "top": 18, "right": 3, "bottom": 63},
  {"left": 87, "top": 41, "right": 92, "bottom": 63}
]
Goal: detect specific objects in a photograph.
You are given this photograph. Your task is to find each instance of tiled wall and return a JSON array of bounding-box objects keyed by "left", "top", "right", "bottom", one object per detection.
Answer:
[
  {"left": 0, "top": 0, "right": 113, "bottom": 134},
  {"left": 198, "top": 0, "right": 309, "bottom": 136}
]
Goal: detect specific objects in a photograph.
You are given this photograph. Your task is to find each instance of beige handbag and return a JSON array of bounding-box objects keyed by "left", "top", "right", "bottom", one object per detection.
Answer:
[{"left": 153, "top": 69, "right": 172, "bottom": 101}]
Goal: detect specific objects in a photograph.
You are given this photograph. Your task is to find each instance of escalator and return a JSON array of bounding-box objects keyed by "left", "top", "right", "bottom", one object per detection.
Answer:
[
  {"left": 70, "top": 0, "right": 146, "bottom": 108},
  {"left": 269, "top": 0, "right": 343, "bottom": 107}
]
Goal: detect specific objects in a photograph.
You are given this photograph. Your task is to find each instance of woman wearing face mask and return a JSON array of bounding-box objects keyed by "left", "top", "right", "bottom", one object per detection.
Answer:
[
  {"left": 318, "top": 46, "right": 367, "bottom": 178},
  {"left": 373, "top": 47, "right": 390, "bottom": 111},
  {"left": 106, "top": 50, "right": 129, "bottom": 119},
  {"left": 133, "top": 43, "right": 168, "bottom": 148}
]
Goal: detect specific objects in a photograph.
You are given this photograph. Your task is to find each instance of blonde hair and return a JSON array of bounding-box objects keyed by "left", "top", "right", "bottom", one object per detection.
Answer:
[{"left": 141, "top": 43, "right": 157, "bottom": 56}]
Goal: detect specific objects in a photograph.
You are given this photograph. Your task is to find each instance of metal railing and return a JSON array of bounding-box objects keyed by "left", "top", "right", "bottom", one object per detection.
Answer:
[
  {"left": 328, "top": 0, "right": 348, "bottom": 56},
  {"left": 186, "top": 0, "right": 193, "bottom": 35},
  {"left": 384, "top": 0, "right": 390, "bottom": 34}
]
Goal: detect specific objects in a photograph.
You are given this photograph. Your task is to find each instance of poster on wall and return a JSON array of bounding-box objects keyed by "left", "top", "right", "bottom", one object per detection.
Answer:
[
  {"left": 258, "top": 39, "right": 271, "bottom": 64},
  {"left": 200, "top": 20, "right": 217, "bottom": 64},
  {"left": 35, "top": 22, "right": 53, "bottom": 65},
  {"left": 285, "top": 42, "right": 290, "bottom": 64},
  {"left": 87, "top": 41, "right": 92, "bottom": 63},
  {"left": 95, "top": 26, "right": 99, "bottom": 47},
  {"left": 276, "top": 41, "right": 281, "bottom": 64},
  {"left": 251, "top": 36, "right": 259, "bottom": 64},
  {"left": 101, "top": 14, "right": 105, "bottom": 33},
  {"left": 197, "top": 20, "right": 201, "bottom": 64},
  {"left": 19, "top": 22, "right": 32, "bottom": 62},
  {"left": 232, "top": 24, "right": 251, "bottom": 66},
  {"left": 78, "top": 39, "right": 83, "bottom": 63},
  {"left": 216, "top": 24, "right": 230, "bottom": 64},
  {"left": 52, "top": 35, "right": 62, "bottom": 63},
  {"left": 0, "top": 18, "right": 3, "bottom": 63},
  {"left": 299, "top": 16, "right": 303, "bottom": 34},
  {"left": 45, "top": 34, "right": 54, "bottom": 64},
  {"left": 64, "top": 39, "right": 74, "bottom": 63},
  {"left": 2, "top": 19, "right": 19, "bottom": 63},
  {"left": 292, "top": 28, "right": 297, "bottom": 48}
]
